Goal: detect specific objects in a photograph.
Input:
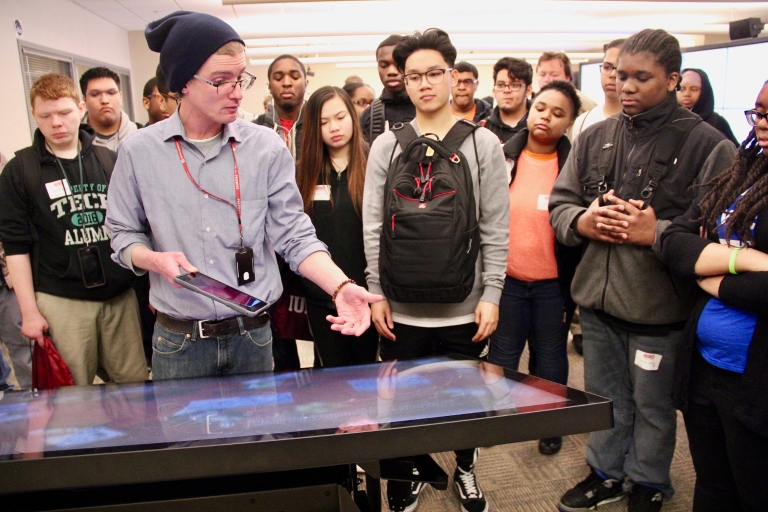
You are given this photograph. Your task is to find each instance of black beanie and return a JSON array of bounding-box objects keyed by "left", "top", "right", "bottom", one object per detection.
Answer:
[{"left": 145, "top": 11, "right": 245, "bottom": 93}]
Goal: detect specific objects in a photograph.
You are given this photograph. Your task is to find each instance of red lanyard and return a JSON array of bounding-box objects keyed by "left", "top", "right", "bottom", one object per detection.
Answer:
[{"left": 174, "top": 137, "right": 243, "bottom": 247}]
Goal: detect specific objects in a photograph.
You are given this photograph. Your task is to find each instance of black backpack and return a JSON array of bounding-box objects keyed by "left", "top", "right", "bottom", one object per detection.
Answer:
[{"left": 379, "top": 120, "right": 480, "bottom": 303}]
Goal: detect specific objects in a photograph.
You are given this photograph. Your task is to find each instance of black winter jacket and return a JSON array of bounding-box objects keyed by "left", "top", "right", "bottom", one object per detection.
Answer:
[
  {"left": 481, "top": 102, "right": 530, "bottom": 144},
  {"left": 359, "top": 90, "right": 415, "bottom": 144},
  {"left": 254, "top": 102, "right": 305, "bottom": 159}
]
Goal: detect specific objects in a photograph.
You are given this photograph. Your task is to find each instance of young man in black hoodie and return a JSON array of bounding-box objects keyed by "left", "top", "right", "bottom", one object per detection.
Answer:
[
  {"left": 360, "top": 35, "right": 416, "bottom": 143},
  {"left": 481, "top": 57, "right": 532, "bottom": 143},
  {"left": 450, "top": 61, "right": 492, "bottom": 123},
  {"left": 0, "top": 73, "right": 146, "bottom": 387}
]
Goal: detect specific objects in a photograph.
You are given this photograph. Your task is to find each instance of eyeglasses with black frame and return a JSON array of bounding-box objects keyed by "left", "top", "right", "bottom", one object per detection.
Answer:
[
  {"left": 193, "top": 71, "right": 257, "bottom": 95},
  {"left": 745, "top": 109, "right": 768, "bottom": 127},
  {"left": 353, "top": 99, "right": 372, "bottom": 108},
  {"left": 402, "top": 68, "right": 453, "bottom": 89},
  {"left": 493, "top": 81, "right": 525, "bottom": 92},
  {"left": 456, "top": 78, "right": 478, "bottom": 88},
  {"left": 599, "top": 63, "right": 617, "bottom": 75}
]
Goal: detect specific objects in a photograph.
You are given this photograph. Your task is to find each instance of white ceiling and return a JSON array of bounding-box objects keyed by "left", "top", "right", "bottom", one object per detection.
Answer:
[{"left": 70, "top": 0, "right": 768, "bottom": 65}]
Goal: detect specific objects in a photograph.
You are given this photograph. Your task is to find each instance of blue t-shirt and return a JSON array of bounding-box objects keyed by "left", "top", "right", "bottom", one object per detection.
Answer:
[{"left": 695, "top": 189, "right": 758, "bottom": 374}]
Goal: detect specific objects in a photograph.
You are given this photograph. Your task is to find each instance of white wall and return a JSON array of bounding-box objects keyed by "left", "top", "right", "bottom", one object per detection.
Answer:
[{"left": 0, "top": 0, "right": 131, "bottom": 159}]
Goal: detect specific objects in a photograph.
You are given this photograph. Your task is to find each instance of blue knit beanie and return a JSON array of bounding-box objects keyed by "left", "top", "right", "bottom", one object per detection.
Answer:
[{"left": 145, "top": 11, "right": 244, "bottom": 93}]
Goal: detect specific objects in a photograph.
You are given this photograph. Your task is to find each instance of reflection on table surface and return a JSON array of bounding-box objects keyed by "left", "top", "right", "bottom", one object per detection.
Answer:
[{"left": 0, "top": 356, "right": 574, "bottom": 460}]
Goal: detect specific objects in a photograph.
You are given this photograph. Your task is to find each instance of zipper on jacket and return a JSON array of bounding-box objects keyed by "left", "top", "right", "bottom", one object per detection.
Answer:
[
  {"left": 600, "top": 245, "right": 612, "bottom": 311},
  {"left": 391, "top": 214, "right": 396, "bottom": 238}
]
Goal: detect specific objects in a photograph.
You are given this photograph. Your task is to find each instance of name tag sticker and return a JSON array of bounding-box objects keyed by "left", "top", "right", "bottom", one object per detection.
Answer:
[
  {"left": 634, "top": 349, "right": 662, "bottom": 371},
  {"left": 314, "top": 184, "right": 331, "bottom": 201},
  {"left": 45, "top": 179, "right": 71, "bottom": 200},
  {"left": 537, "top": 194, "right": 549, "bottom": 211}
]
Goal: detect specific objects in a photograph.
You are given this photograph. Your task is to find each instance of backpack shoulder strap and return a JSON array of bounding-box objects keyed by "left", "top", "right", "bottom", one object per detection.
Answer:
[
  {"left": 595, "top": 117, "right": 621, "bottom": 203},
  {"left": 639, "top": 111, "right": 702, "bottom": 206},
  {"left": 391, "top": 122, "right": 419, "bottom": 151},
  {"left": 92, "top": 145, "right": 116, "bottom": 181},
  {"left": 370, "top": 98, "right": 385, "bottom": 141},
  {"left": 13, "top": 147, "right": 42, "bottom": 285},
  {"left": 441, "top": 119, "right": 478, "bottom": 150},
  {"left": 14, "top": 147, "right": 42, "bottom": 215}
]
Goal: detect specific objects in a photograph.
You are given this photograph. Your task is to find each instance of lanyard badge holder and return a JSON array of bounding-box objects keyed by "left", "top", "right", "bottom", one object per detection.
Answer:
[
  {"left": 175, "top": 137, "right": 255, "bottom": 286},
  {"left": 51, "top": 145, "right": 107, "bottom": 289}
]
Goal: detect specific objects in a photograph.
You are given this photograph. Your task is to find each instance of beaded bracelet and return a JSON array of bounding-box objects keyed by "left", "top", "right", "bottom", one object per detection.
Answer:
[
  {"left": 729, "top": 246, "right": 742, "bottom": 275},
  {"left": 332, "top": 279, "right": 356, "bottom": 302}
]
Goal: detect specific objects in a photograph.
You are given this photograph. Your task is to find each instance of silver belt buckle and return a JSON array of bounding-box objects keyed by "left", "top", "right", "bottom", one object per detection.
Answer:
[{"left": 197, "top": 321, "right": 210, "bottom": 339}]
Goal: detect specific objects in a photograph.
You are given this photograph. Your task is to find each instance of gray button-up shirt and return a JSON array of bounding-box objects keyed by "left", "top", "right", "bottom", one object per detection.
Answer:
[{"left": 106, "top": 112, "right": 327, "bottom": 321}]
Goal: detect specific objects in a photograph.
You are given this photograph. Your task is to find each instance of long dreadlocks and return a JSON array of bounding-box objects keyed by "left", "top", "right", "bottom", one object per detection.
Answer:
[{"left": 698, "top": 128, "right": 768, "bottom": 245}]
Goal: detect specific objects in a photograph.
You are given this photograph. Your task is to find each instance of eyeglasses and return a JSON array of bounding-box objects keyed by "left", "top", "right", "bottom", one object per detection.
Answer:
[
  {"left": 193, "top": 71, "right": 257, "bottom": 95},
  {"left": 456, "top": 78, "right": 478, "bottom": 88},
  {"left": 745, "top": 109, "right": 768, "bottom": 126},
  {"left": 162, "top": 93, "right": 180, "bottom": 104},
  {"left": 402, "top": 68, "right": 453, "bottom": 88},
  {"left": 493, "top": 81, "right": 525, "bottom": 92},
  {"left": 352, "top": 99, "right": 372, "bottom": 107},
  {"left": 86, "top": 89, "right": 119, "bottom": 99},
  {"left": 599, "top": 63, "right": 617, "bottom": 75}
]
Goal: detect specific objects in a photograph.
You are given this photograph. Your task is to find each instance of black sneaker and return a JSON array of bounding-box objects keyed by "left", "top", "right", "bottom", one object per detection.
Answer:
[
  {"left": 558, "top": 468, "right": 626, "bottom": 512},
  {"left": 538, "top": 436, "right": 562, "bottom": 455},
  {"left": 387, "top": 469, "right": 426, "bottom": 512},
  {"left": 627, "top": 484, "right": 663, "bottom": 512},
  {"left": 454, "top": 466, "right": 488, "bottom": 512}
]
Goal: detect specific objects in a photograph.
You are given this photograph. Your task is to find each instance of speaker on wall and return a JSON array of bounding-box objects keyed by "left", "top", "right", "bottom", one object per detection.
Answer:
[{"left": 729, "top": 18, "right": 764, "bottom": 40}]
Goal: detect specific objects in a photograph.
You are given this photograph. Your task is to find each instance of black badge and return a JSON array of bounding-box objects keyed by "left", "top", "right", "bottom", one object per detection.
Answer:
[{"left": 235, "top": 247, "right": 255, "bottom": 285}]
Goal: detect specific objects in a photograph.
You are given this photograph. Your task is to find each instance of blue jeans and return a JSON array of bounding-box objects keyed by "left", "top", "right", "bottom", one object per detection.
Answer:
[
  {"left": 151, "top": 320, "right": 273, "bottom": 381},
  {"left": 581, "top": 307, "right": 680, "bottom": 499},
  {"left": 0, "top": 350, "right": 12, "bottom": 391},
  {"left": 489, "top": 276, "right": 568, "bottom": 385}
]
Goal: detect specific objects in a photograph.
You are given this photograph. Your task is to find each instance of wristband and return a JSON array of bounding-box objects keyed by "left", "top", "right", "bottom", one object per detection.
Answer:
[
  {"left": 332, "top": 279, "right": 356, "bottom": 302},
  {"left": 729, "top": 246, "right": 742, "bottom": 275}
]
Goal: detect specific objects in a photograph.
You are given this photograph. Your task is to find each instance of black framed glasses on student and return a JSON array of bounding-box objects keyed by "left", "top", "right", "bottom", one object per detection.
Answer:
[
  {"left": 193, "top": 71, "right": 257, "bottom": 95},
  {"left": 493, "top": 81, "right": 525, "bottom": 92},
  {"left": 456, "top": 78, "right": 478, "bottom": 88},
  {"left": 353, "top": 99, "right": 372, "bottom": 108},
  {"left": 599, "top": 63, "right": 617, "bottom": 75},
  {"left": 745, "top": 109, "right": 768, "bottom": 126},
  {"left": 402, "top": 68, "right": 453, "bottom": 88}
]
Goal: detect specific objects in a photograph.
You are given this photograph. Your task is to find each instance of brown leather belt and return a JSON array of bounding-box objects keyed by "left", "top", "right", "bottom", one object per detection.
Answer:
[{"left": 156, "top": 311, "right": 269, "bottom": 339}]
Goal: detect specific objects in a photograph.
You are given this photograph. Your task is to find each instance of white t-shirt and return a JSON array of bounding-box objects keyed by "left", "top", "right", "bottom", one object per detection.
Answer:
[{"left": 571, "top": 104, "right": 609, "bottom": 144}]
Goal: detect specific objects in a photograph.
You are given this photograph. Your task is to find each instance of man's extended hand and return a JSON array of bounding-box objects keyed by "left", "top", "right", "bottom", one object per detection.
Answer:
[
  {"left": 327, "top": 284, "right": 383, "bottom": 336},
  {"left": 576, "top": 190, "right": 627, "bottom": 244},
  {"left": 599, "top": 193, "right": 658, "bottom": 246},
  {"left": 473, "top": 300, "right": 499, "bottom": 341}
]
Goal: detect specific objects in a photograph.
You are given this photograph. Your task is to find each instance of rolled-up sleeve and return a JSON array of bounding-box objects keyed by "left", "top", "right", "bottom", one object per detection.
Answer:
[{"left": 263, "top": 141, "right": 328, "bottom": 274}]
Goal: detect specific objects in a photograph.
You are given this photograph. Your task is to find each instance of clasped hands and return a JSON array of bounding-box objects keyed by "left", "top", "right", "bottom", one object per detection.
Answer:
[{"left": 576, "top": 189, "right": 658, "bottom": 246}]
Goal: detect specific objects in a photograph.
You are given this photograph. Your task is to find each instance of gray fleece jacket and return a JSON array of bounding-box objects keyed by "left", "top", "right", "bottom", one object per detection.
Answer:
[
  {"left": 363, "top": 119, "right": 509, "bottom": 326},
  {"left": 549, "top": 94, "right": 737, "bottom": 327}
]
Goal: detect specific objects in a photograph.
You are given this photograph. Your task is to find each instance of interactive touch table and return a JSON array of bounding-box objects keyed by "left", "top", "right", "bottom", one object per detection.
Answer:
[{"left": 0, "top": 356, "right": 612, "bottom": 511}]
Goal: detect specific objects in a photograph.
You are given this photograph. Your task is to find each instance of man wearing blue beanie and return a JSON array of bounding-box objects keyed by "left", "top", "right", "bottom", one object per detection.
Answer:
[{"left": 106, "top": 11, "right": 382, "bottom": 380}]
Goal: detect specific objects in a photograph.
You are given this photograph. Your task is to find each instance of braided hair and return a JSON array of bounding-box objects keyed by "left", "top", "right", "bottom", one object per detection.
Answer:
[{"left": 698, "top": 129, "right": 768, "bottom": 245}]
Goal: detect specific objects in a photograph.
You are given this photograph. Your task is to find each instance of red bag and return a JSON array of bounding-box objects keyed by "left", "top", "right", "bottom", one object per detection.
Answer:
[
  {"left": 271, "top": 265, "right": 313, "bottom": 341},
  {"left": 32, "top": 335, "right": 75, "bottom": 390}
]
